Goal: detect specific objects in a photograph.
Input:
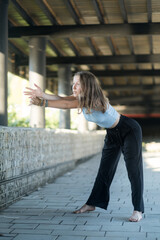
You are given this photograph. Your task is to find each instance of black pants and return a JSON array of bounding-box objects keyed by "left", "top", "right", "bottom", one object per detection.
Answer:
[{"left": 86, "top": 115, "right": 144, "bottom": 213}]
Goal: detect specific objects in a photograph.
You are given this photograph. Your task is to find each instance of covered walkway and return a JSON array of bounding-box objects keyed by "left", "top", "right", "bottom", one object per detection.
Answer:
[{"left": 0, "top": 142, "right": 160, "bottom": 240}]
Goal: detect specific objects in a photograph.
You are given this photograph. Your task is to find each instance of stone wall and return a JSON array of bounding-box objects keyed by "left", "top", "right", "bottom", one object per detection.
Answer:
[{"left": 0, "top": 127, "right": 105, "bottom": 209}]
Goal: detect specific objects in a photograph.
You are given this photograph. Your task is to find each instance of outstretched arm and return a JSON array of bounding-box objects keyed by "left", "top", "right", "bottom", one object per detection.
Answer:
[
  {"left": 42, "top": 92, "right": 76, "bottom": 101},
  {"left": 48, "top": 99, "right": 78, "bottom": 109},
  {"left": 24, "top": 83, "right": 75, "bottom": 101},
  {"left": 30, "top": 96, "right": 78, "bottom": 109}
]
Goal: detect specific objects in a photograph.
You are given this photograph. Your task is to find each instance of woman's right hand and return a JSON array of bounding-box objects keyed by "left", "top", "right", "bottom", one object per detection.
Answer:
[{"left": 24, "top": 83, "right": 43, "bottom": 99}]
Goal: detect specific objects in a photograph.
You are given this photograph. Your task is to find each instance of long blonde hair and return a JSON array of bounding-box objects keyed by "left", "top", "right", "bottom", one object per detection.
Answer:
[{"left": 74, "top": 71, "right": 109, "bottom": 113}]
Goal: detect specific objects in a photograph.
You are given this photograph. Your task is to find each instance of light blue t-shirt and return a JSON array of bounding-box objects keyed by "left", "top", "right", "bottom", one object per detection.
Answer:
[{"left": 82, "top": 104, "right": 119, "bottom": 128}]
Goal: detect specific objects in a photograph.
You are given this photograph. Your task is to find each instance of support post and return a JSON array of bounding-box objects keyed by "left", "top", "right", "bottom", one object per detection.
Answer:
[
  {"left": 0, "top": 0, "right": 8, "bottom": 126},
  {"left": 77, "top": 113, "right": 88, "bottom": 132},
  {"left": 58, "top": 65, "right": 71, "bottom": 129},
  {"left": 29, "top": 37, "right": 46, "bottom": 128}
]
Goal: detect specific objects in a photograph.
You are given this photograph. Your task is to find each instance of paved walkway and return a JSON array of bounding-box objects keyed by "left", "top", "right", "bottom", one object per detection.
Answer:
[{"left": 0, "top": 143, "right": 160, "bottom": 240}]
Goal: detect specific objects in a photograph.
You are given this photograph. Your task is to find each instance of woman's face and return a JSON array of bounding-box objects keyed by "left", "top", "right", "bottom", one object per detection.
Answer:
[{"left": 72, "top": 75, "right": 82, "bottom": 97}]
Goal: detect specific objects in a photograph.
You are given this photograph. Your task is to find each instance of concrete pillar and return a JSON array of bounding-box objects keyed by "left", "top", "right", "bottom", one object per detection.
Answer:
[
  {"left": 0, "top": 0, "right": 8, "bottom": 126},
  {"left": 58, "top": 65, "right": 71, "bottom": 129},
  {"left": 77, "top": 113, "right": 88, "bottom": 132},
  {"left": 88, "top": 121, "right": 97, "bottom": 131},
  {"left": 29, "top": 37, "right": 46, "bottom": 128}
]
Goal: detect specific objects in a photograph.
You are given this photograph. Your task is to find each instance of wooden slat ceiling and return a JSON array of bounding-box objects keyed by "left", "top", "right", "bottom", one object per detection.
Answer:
[{"left": 8, "top": 0, "right": 160, "bottom": 114}]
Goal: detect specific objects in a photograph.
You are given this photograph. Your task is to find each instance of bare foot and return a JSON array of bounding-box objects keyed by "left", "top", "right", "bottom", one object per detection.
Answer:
[
  {"left": 73, "top": 204, "right": 95, "bottom": 214},
  {"left": 129, "top": 211, "right": 142, "bottom": 222}
]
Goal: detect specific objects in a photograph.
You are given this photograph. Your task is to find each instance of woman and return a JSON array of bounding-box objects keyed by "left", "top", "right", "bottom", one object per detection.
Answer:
[{"left": 24, "top": 71, "right": 144, "bottom": 222}]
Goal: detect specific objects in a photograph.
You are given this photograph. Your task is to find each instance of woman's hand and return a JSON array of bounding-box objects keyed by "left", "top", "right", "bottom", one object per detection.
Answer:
[
  {"left": 24, "top": 83, "right": 43, "bottom": 99},
  {"left": 29, "top": 96, "right": 41, "bottom": 106}
]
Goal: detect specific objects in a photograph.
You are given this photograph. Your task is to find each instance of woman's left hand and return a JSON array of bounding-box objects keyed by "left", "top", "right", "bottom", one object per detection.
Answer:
[{"left": 24, "top": 84, "right": 43, "bottom": 99}]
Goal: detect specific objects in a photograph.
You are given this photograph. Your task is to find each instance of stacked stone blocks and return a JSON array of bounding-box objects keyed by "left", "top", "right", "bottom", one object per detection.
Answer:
[{"left": 0, "top": 127, "right": 105, "bottom": 209}]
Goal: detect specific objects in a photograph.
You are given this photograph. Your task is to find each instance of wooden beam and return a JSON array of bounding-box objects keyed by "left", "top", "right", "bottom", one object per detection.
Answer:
[
  {"left": 11, "top": 0, "right": 36, "bottom": 26},
  {"left": 8, "top": 23, "right": 160, "bottom": 38},
  {"left": 65, "top": 0, "right": 81, "bottom": 25},
  {"left": 47, "top": 41, "right": 62, "bottom": 57},
  {"left": 103, "top": 85, "right": 160, "bottom": 92},
  {"left": 65, "top": 38, "right": 80, "bottom": 56},
  {"left": 92, "top": 0, "right": 105, "bottom": 24},
  {"left": 8, "top": 41, "right": 26, "bottom": 57},
  {"left": 114, "top": 105, "right": 160, "bottom": 115},
  {"left": 147, "top": 0, "right": 152, "bottom": 23},
  {"left": 127, "top": 36, "right": 134, "bottom": 54},
  {"left": 86, "top": 37, "right": 98, "bottom": 56},
  {"left": 118, "top": 0, "right": 128, "bottom": 23},
  {"left": 36, "top": 0, "right": 59, "bottom": 25},
  {"left": 18, "top": 54, "right": 160, "bottom": 65},
  {"left": 46, "top": 69, "right": 160, "bottom": 77},
  {"left": 110, "top": 95, "right": 160, "bottom": 105}
]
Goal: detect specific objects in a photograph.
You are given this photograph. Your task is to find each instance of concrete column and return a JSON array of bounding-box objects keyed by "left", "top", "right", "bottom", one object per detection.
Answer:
[
  {"left": 77, "top": 113, "right": 88, "bottom": 132},
  {"left": 0, "top": 0, "right": 8, "bottom": 126},
  {"left": 58, "top": 65, "right": 71, "bottom": 129},
  {"left": 29, "top": 37, "right": 46, "bottom": 128},
  {"left": 88, "top": 121, "right": 97, "bottom": 131}
]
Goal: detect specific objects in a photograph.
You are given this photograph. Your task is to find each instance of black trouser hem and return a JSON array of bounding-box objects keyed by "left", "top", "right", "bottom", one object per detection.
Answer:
[{"left": 86, "top": 200, "right": 108, "bottom": 210}]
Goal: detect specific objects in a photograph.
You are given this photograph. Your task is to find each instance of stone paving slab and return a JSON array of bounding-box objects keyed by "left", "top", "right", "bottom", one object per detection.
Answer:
[
  {"left": 0, "top": 145, "right": 160, "bottom": 240},
  {"left": 57, "top": 237, "right": 85, "bottom": 240},
  {"left": 13, "top": 234, "right": 56, "bottom": 240},
  {"left": 86, "top": 237, "right": 127, "bottom": 240}
]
